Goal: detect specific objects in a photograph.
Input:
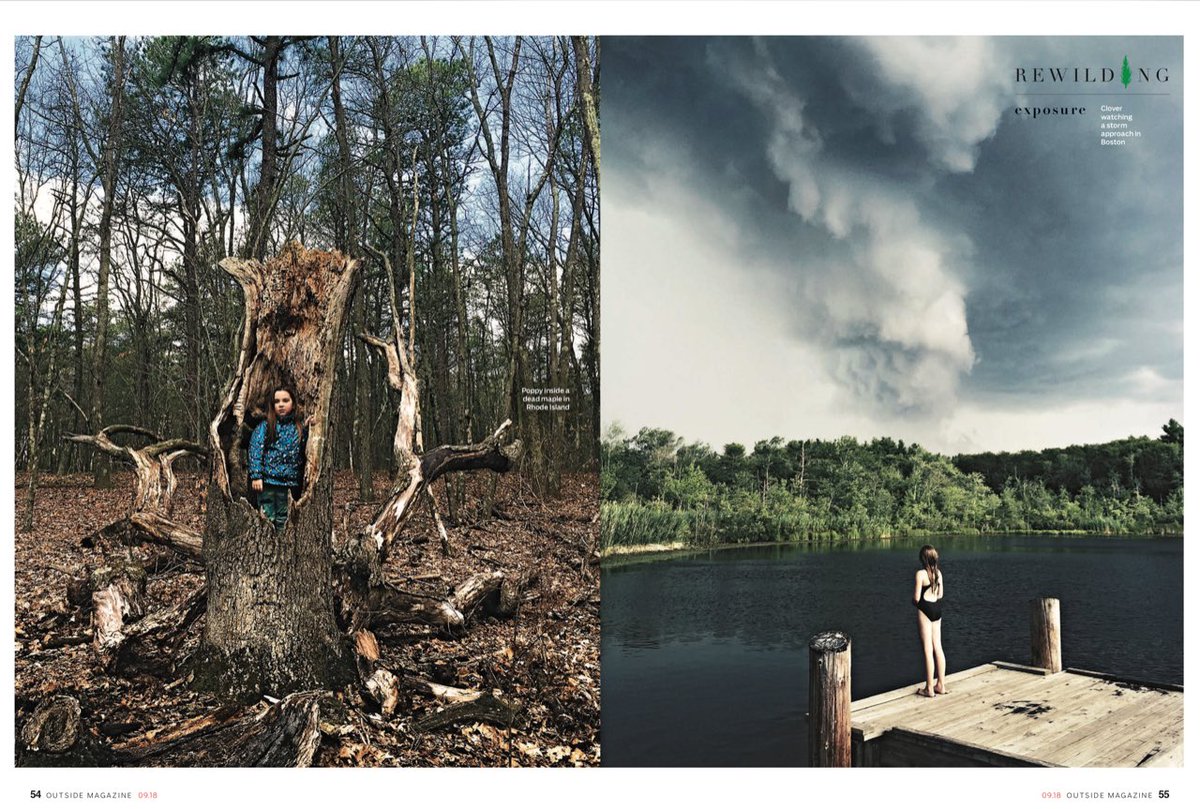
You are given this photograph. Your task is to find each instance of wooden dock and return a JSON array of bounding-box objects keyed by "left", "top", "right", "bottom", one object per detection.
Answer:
[{"left": 849, "top": 662, "right": 1183, "bottom": 767}]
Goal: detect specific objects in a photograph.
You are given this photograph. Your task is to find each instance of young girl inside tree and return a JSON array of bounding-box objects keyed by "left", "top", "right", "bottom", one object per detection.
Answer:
[{"left": 249, "top": 386, "right": 313, "bottom": 530}]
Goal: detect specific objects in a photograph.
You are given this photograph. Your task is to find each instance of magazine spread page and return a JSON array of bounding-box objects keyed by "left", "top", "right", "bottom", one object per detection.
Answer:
[{"left": 4, "top": 2, "right": 1196, "bottom": 807}]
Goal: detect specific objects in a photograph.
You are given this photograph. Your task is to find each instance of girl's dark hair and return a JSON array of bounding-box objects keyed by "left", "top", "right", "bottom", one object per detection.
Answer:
[
  {"left": 919, "top": 544, "right": 941, "bottom": 597},
  {"left": 265, "top": 386, "right": 303, "bottom": 446}
]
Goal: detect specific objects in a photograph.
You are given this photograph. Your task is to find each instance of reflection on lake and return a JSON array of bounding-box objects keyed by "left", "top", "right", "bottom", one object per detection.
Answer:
[{"left": 600, "top": 535, "right": 1183, "bottom": 767}]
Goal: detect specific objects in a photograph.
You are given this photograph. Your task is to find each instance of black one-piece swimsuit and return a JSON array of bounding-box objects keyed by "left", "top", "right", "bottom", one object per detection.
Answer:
[{"left": 914, "top": 582, "right": 942, "bottom": 622}]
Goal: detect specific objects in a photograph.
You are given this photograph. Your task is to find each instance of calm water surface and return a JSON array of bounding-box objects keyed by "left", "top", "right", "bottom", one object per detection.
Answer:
[{"left": 600, "top": 535, "right": 1183, "bottom": 767}]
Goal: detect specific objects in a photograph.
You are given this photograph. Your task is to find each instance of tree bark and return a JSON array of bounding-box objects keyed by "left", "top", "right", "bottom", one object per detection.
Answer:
[
  {"left": 571, "top": 36, "right": 600, "bottom": 194},
  {"left": 193, "top": 244, "right": 358, "bottom": 699}
]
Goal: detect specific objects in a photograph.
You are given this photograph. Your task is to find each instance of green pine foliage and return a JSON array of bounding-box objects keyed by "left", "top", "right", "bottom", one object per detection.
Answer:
[
  {"left": 1122, "top": 56, "right": 1132, "bottom": 88},
  {"left": 601, "top": 423, "right": 1183, "bottom": 553}
]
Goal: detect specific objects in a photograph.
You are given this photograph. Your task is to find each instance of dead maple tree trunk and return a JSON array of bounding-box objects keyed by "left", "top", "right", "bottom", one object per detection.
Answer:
[{"left": 193, "top": 243, "right": 357, "bottom": 699}]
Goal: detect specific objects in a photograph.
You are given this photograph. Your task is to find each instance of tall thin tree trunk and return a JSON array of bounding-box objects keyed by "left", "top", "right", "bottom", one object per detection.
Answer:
[
  {"left": 571, "top": 36, "right": 600, "bottom": 194},
  {"left": 248, "top": 37, "right": 283, "bottom": 260},
  {"left": 24, "top": 277, "right": 70, "bottom": 532},
  {"left": 330, "top": 36, "right": 374, "bottom": 501},
  {"left": 90, "top": 36, "right": 128, "bottom": 489}
]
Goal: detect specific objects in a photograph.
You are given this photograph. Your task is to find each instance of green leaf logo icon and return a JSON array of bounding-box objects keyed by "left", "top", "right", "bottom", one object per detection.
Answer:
[{"left": 1121, "top": 56, "right": 1132, "bottom": 88}]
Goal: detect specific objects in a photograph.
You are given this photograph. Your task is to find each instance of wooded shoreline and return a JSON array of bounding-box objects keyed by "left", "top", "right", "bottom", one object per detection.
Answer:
[
  {"left": 600, "top": 529, "right": 1184, "bottom": 563},
  {"left": 602, "top": 424, "right": 1184, "bottom": 554}
]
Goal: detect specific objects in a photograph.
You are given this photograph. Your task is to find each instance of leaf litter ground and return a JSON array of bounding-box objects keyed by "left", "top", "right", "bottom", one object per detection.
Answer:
[{"left": 14, "top": 470, "right": 599, "bottom": 767}]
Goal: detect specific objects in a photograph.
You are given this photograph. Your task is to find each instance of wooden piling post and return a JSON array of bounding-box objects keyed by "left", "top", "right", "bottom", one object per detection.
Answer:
[
  {"left": 1030, "top": 597, "right": 1062, "bottom": 673},
  {"left": 809, "top": 630, "right": 851, "bottom": 767}
]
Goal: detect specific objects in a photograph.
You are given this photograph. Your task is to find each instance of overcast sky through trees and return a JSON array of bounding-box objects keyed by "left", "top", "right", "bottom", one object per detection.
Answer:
[{"left": 604, "top": 36, "right": 1183, "bottom": 454}]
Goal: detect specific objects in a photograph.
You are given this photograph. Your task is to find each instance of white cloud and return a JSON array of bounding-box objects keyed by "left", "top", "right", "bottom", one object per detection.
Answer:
[
  {"left": 854, "top": 37, "right": 1008, "bottom": 172},
  {"left": 722, "top": 42, "right": 979, "bottom": 415}
]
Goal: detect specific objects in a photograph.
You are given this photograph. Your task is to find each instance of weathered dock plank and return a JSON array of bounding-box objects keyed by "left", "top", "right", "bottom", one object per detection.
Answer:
[
  {"left": 849, "top": 663, "right": 1182, "bottom": 767},
  {"left": 947, "top": 671, "right": 1115, "bottom": 747}
]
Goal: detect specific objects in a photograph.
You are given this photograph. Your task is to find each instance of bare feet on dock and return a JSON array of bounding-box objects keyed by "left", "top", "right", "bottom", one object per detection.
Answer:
[
  {"left": 916, "top": 686, "right": 935, "bottom": 698},
  {"left": 934, "top": 685, "right": 949, "bottom": 695}
]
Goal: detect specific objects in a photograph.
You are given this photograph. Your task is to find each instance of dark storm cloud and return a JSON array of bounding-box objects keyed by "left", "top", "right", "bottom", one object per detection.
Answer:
[{"left": 606, "top": 35, "right": 1182, "bottom": 419}]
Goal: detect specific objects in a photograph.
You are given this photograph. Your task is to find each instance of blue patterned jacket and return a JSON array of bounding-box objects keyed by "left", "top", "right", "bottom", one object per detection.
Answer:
[{"left": 248, "top": 416, "right": 304, "bottom": 487}]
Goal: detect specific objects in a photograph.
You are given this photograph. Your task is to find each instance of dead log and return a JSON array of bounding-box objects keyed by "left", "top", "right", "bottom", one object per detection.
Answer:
[
  {"left": 127, "top": 512, "right": 204, "bottom": 560},
  {"left": 360, "top": 567, "right": 534, "bottom": 634},
  {"left": 451, "top": 571, "right": 505, "bottom": 616},
  {"left": 91, "top": 558, "right": 148, "bottom": 664},
  {"left": 81, "top": 512, "right": 203, "bottom": 562},
  {"left": 414, "top": 692, "right": 522, "bottom": 732},
  {"left": 225, "top": 691, "right": 323, "bottom": 767},
  {"left": 364, "top": 669, "right": 400, "bottom": 717},
  {"left": 368, "top": 583, "right": 465, "bottom": 631},
  {"left": 20, "top": 695, "right": 81, "bottom": 753},
  {"left": 72, "top": 510, "right": 200, "bottom": 647},
  {"left": 111, "top": 705, "right": 243, "bottom": 763},
  {"left": 111, "top": 586, "right": 207, "bottom": 675},
  {"left": 112, "top": 693, "right": 328, "bottom": 767}
]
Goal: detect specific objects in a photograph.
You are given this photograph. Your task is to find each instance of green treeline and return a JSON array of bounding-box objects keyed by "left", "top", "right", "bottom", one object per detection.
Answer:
[{"left": 600, "top": 420, "right": 1183, "bottom": 552}]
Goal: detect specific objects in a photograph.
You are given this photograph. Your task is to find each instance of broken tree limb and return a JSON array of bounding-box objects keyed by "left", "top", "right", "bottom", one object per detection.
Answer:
[
  {"left": 331, "top": 417, "right": 522, "bottom": 635},
  {"left": 364, "top": 669, "right": 400, "bottom": 717},
  {"left": 81, "top": 512, "right": 203, "bottom": 562},
  {"left": 353, "top": 629, "right": 380, "bottom": 662},
  {"left": 451, "top": 571, "right": 505, "bottom": 617},
  {"left": 111, "top": 705, "right": 243, "bottom": 763},
  {"left": 354, "top": 566, "right": 536, "bottom": 635},
  {"left": 403, "top": 676, "right": 485, "bottom": 704},
  {"left": 366, "top": 420, "right": 521, "bottom": 557},
  {"left": 64, "top": 427, "right": 206, "bottom": 515},
  {"left": 368, "top": 583, "right": 465, "bottom": 632},
  {"left": 359, "top": 330, "right": 419, "bottom": 475},
  {"left": 91, "top": 558, "right": 148, "bottom": 665},
  {"left": 127, "top": 512, "right": 203, "bottom": 561}
]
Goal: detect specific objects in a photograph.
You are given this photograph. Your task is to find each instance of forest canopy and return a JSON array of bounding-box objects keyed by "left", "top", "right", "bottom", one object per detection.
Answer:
[{"left": 15, "top": 35, "right": 599, "bottom": 508}]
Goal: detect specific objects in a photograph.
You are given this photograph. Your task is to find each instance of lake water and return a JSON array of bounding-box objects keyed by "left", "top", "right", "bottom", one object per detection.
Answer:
[{"left": 600, "top": 535, "right": 1183, "bottom": 767}]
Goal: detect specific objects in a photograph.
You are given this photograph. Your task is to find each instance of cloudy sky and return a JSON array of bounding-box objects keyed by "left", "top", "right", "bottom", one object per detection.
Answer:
[{"left": 603, "top": 37, "right": 1183, "bottom": 454}]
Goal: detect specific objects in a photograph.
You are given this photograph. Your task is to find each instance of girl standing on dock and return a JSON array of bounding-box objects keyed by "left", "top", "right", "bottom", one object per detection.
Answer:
[{"left": 913, "top": 544, "right": 947, "bottom": 697}]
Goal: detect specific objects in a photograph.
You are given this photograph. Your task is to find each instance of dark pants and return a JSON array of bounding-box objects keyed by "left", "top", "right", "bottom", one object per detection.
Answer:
[{"left": 258, "top": 483, "right": 297, "bottom": 531}]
